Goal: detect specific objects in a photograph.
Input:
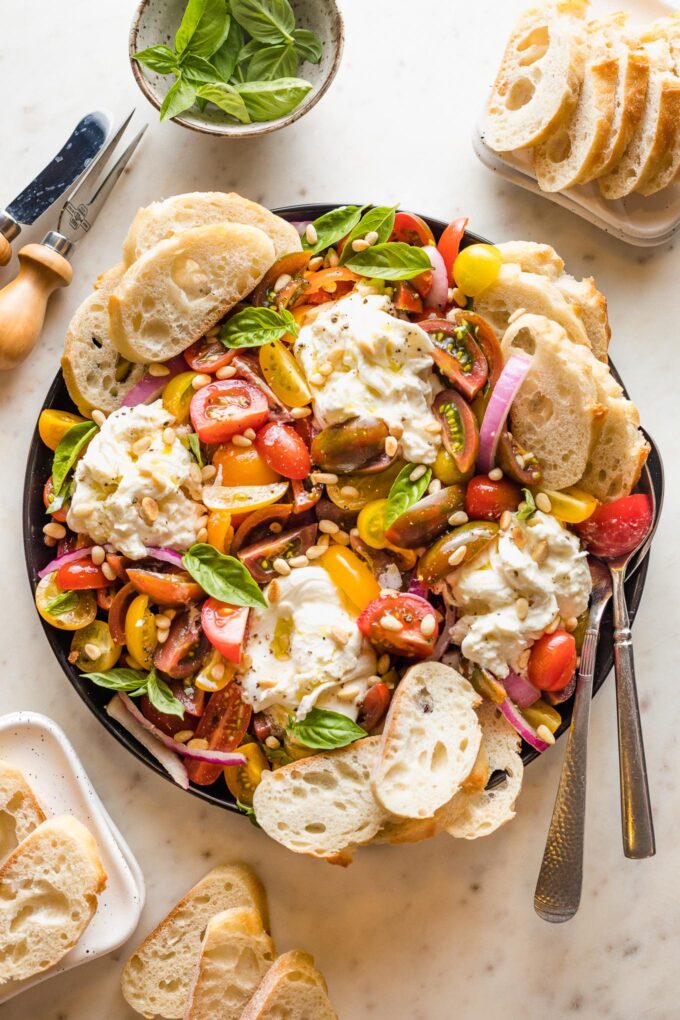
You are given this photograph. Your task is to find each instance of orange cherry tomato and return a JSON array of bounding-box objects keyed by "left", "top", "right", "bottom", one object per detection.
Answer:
[
  {"left": 528, "top": 631, "right": 577, "bottom": 692},
  {"left": 126, "top": 568, "right": 204, "bottom": 606},
  {"left": 185, "top": 685, "right": 252, "bottom": 786},
  {"left": 207, "top": 509, "right": 234, "bottom": 553},
  {"left": 357, "top": 593, "right": 438, "bottom": 658},
  {"left": 184, "top": 336, "right": 234, "bottom": 373},
  {"left": 303, "top": 267, "right": 360, "bottom": 304},
  {"left": 256, "top": 421, "right": 311, "bottom": 480},
  {"left": 212, "top": 443, "right": 281, "bottom": 487}
]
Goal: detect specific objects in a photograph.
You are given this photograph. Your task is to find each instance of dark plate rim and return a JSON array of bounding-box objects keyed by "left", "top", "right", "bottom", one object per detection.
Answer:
[{"left": 22, "top": 203, "right": 665, "bottom": 812}]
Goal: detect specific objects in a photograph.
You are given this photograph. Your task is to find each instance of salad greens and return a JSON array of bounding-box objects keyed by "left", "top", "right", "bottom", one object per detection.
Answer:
[
  {"left": 221, "top": 306, "right": 298, "bottom": 348},
  {"left": 82, "top": 667, "right": 185, "bottom": 717},
  {"left": 343, "top": 242, "right": 432, "bottom": 281},
  {"left": 340, "top": 205, "right": 398, "bottom": 261},
  {"left": 134, "top": 0, "right": 322, "bottom": 123},
  {"left": 290, "top": 708, "right": 366, "bottom": 750},
  {"left": 384, "top": 464, "right": 433, "bottom": 529},
  {"left": 183, "top": 544, "right": 268, "bottom": 608},
  {"left": 301, "top": 205, "right": 367, "bottom": 254},
  {"left": 51, "top": 421, "right": 98, "bottom": 499}
]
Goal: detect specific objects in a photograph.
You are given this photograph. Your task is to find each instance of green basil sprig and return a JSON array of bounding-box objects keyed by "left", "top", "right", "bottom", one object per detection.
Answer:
[
  {"left": 221, "top": 306, "right": 298, "bottom": 348},
  {"left": 247, "top": 42, "right": 299, "bottom": 80},
  {"left": 187, "top": 433, "right": 204, "bottom": 468},
  {"left": 301, "top": 205, "right": 367, "bottom": 254},
  {"left": 44, "top": 591, "right": 80, "bottom": 617},
  {"left": 176, "top": 0, "right": 230, "bottom": 57},
  {"left": 183, "top": 544, "right": 267, "bottom": 608},
  {"left": 384, "top": 464, "right": 432, "bottom": 529},
  {"left": 195, "top": 82, "right": 251, "bottom": 122},
  {"left": 233, "top": 77, "right": 312, "bottom": 121},
  {"left": 340, "top": 205, "right": 398, "bottom": 262},
  {"left": 516, "top": 488, "right": 537, "bottom": 521},
  {"left": 343, "top": 242, "right": 432, "bottom": 281},
  {"left": 291, "top": 708, "right": 367, "bottom": 750},
  {"left": 51, "top": 421, "right": 98, "bottom": 497},
  {"left": 81, "top": 667, "right": 185, "bottom": 718}
]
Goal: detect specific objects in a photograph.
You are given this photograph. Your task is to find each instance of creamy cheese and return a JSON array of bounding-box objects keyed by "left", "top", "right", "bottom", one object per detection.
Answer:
[
  {"left": 67, "top": 401, "right": 203, "bottom": 560},
  {"left": 238, "top": 566, "right": 377, "bottom": 721},
  {"left": 294, "top": 291, "right": 441, "bottom": 464},
  {"left": 449, "top": 512, "right": 591, "bottom": 678}
]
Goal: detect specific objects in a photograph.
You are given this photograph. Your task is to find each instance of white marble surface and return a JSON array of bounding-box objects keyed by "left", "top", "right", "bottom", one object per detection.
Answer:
[{"left": 1, "top": 1, "right": 679, "bottom": 1017}]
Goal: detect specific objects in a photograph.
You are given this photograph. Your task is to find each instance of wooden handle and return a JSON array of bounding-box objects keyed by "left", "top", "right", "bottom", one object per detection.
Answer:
[
  {"left": 0, "top": 235, "right": 11, "bottom": 267},
  {"left": 0, "top": 243, "right": 72, "bottom": 370}
]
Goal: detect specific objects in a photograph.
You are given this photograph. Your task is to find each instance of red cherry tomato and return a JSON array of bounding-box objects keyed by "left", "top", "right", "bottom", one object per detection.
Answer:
[
  {"left": 256, "top": 421, "right": 312, "bottom": 480},
  {"left": 464, "top": 475, "right": 522, "bottom": 521},
  {"left": 190, "top": 380, "right": 269, "bottom": 443},
  {"left": 186, "top": 684, "right": 252, "bottom": 786},
  {"left": 437, "top": 217, "right": 468, "bottom": 282},
  {"left": 391, "top": 211, "right": 436, "bottom": 247},
  {"left": 126, "top": 568, "right": 204, "bottom": 606},
  {"left": 574, "top": 494, "right": 652, "bottom": 559},
  {"left": 528, "top": 631, "right": 577, "bottom": 692},
  {"left": 56, "top": 559, "right": 110, "bottom": 590},
  {"left": 184, "top": 336, "right": 234, "bottom": 373},
  {"left": 392, "top": 281, "right": 423, "bottom": 315},
  {"left": 357, "top": 593, "right": 438, "bottom": 658},
  {"left": 291, "top": 477, "right": 322, "bottom": 513},
  {"left": 252, "top": 712, "right": 272, "bottom": 742},
  {"left": 358, "top": 682, "right": 391, "bottom": 732},
  {"left": 201, "top": 599, "right": 249, "bottom": 665},
  {"left": 138, "top": 694, "right": 198, "bottom": 738},
  {"left": 43, "top": 477, "right": 68, "bottom": 523}
]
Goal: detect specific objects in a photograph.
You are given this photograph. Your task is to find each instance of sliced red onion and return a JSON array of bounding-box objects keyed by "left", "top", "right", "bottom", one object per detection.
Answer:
[
  {"left": 106, "top": 695, "right": 189, "bottom": 789},
  {"left": 121, "top": 354, "right": 188, "bottom": 408},
  {"left": 545, "top": 674, "right": 576, "bottom": 706},
  {"left": 426, "top": 604, "right": 457, "bottom": 662},
  {"left": 499, "top": 697, "right": 550, "bottom": 753},
  {"left": 38, "top": 546, "right": 91, "bottom": 579},
  {"left": 502, "top": 669, "right": 541, "bottom": 709},
  {"left": 119, "top": 694, "right": 246, "bottom": 766},
  {"left": 289, "top": 220, "right": 311, "bottom": 235},
  {"left": 145, "top": 547, "right": 185, "bottom": 568},
  {"left": 407, "top": 577, "right": 430, "bottom": 601},
  {"left": 477, "top": 353, "right": 532, "bottom": 473},
  {"left": 423, "top": 245, "right": 449, "bottom": 310}
]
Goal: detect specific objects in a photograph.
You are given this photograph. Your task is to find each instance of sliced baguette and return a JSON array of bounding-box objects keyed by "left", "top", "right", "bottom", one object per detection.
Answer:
[
  {"left": 447, "top": 703, "right": 524, "bottom": 840},
  {"left": 0, "top": 761, "right": 45, "bottom": 863},
  {"left": 240, "top": 950, "right": 338, "bottom": 1020},
  {"left": 496, "top": 239, "right": 565, "bottom": 278},
  {"left": 0, "top": 815, "right": 106, "bottom": 985},
  {"left": 252, "top": 737, "right": 385, "bottom": 865},
  {"left": 184, "top": 907, "right": 275, "bottom": 1020},
  {"left": 123, "top": 192, "right": 301, "bottom": 265},
  {"left": 61, "top": 264, "right": 147, "bottom": 416},
  {"left": 484, "top": 1, "right": 588, "bottom": 152},
  {"left": 372, "top": 662, "right": 482, "bottom": 820},
  {"left": 109, "top": 223, "right": 275, "bottom": 364},
  {"left": 501, "top": 312, "right": 605, "bottom": 489},
  {"left": 122, "top": 863, "right": 269, "bottom": 1019},
  {"left": 636, "top": 19, "right": 680, "bottom": 195}
]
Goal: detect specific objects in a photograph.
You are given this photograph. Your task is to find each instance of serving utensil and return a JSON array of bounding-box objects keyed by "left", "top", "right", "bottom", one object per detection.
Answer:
[
  {"left": 0, "top": 111, "right": 146, "bottom": 371},
  {"left": 0, "top": 111, "right": 111, "bottom": 267}
]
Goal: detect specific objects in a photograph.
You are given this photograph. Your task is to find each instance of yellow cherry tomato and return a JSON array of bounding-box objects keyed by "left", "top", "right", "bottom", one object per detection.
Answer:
[
  {"left": 357, "top": 499, "right": 412, "bottom": 557},
  {"left": 70, "top": 621, "right": 121, "bottom": 672},
  {"left": 195, "top": 648, "right": 237, "bottom": 692},
  {"left": 327, "top": 460, "right": 406, "bottom": 511},
  {"left": 523, "top": 699, "right": 562, "bottom": 735},
  {"left": 124, "top": 594, "right": 158, "bottom": 670},
  {"left": 35, "top": 573, "right": 97, "bottom": 631},
  {"left": 212, "top": 443, "right": 280, "bottom": 487},
  {"left": 532, "top": 486, "right": 599, "bottom": 524},
  {"left": 453, "top": 244, "right": 502, "bottom": 297},
  {"left": 162, "top": 371, "right": 196, "bottom": 424},
  {"left": 203, "top": 481, "right": 289, "bottom": 513},
  {"left": 207, "top": 509, "right": 234, "bottom": 553},
  {"left": 259, "top": 340, "right": 311, "bottom": 408},
  {"left": 38, "top": 409, "right": 86, "bottom": 451},
  {"left": 433, "top": 448, "right": 473, "bottom": 486},
  {"left": 225, "top": 741, "right": 269, "bottom": 805},
  {"left": 320, "top": 545, "right": 381, "bottom": 611}
]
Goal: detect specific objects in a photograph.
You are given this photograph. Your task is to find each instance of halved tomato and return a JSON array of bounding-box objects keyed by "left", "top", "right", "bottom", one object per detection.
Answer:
[
  {"left": 252, "top": 251, "right": 312, "bottom": 307},
  {"left": 420, "top": 319, "right": 488, "bottom": 400},
  {"left": 256, "top": 421, "right": 311, "bottom": 480},
  {"left": 56, "top": 559, "right": 110, "bottom": 590},
  {"left": 437, "top": 217, "right": 468, "bottom": 282},
  {"left": 224, "top": 741, "right": 269, "bottom": 806},
  {"left": 303, "top": 267, "right": 360, "bottom": 304},
  {"left": 38, "top": 409, "right": 85, "bottom": 451},
  {"left": 185, "top": 685, "right": 252, "bottom": 786},
  {"left": 125, "top": 593, "right": 158, "bottom": 670},
  {"left": 212, "top": 443, "right": 280, "bottom": 487},
  {"left": 433, "top": 389, "right": 479, "bottom": 473},
  {"left": 154, "top": 606, "right": 207, "bottom": 678},
  {"left": 126, "top": 568, "right": 204, "bottom": 606},
  {"left": 258, "top": 340, "right": 312, "bottom": 408},
  {"left": 358, "top": 682, "right": 391, "bottom": 732},
  {"left": 108, "top": 582, "right": 137, "bottom": 645},
  {"left": 390, "top": 211, "right": 435, "bottom": 247},
  {"left": 190, "top": 380, "right": 269, "bottom": 443},
  {"left": 448, "top": 309, "right": 504, "bottom": 388},
  {"left": 201, "top": 599, "right": 249, "bottom": 665},
  {"left": 464, "top": 475, "right": 522, "bottom": 521},
  {"left": 43, "top": 477, "right": 68, "bottom": 523},
  {"left": 184, "top": 336, "right": 234, "bottom": 373},
  {"left": 393, "top": 281, "right": 423, "bottom": 315},
  {"left": 357, "top": 593, "right": 438, "bottom": 658},
  {"left": 231, "top": 504, "right": 294, "bottom": 554},
  {"left": 291, "top": 477, "right": 322, "bottom": 513},
  {"left": 237, "top": 524, "right": 318, "bottom": 583}
]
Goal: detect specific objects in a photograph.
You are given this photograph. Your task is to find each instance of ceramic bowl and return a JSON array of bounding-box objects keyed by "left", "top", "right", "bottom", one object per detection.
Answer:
[{"left": 129, "top": 0, "right": 344, "bottom": 137}]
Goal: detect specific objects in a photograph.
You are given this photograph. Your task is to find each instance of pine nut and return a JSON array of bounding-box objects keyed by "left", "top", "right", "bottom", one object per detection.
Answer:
[
  {"left": 91, "top": 545, "right": 106, "bottom": 565},
  {"left": 326, "top": 247, "right": 339, "bottom": 267},
  {"left": 273, "top": 557, "right": 291, "bottom": 576},
  {"left": 148, "top": 363, "right": 170, "bottom": 377},
  {"left": 367, "top": 674, "right": 382, "bottom": 686},
  {"left": 385, "top": 435, "right": 399, "bottom": 458},
  {"left": 141, "top": 496, "right": 159, "bottom": 523},
  {"left": 174, "top": 730, "right": 195, "bottom": 743},
  {"left": 537, "top": 725, "right": 556, "bottom": 746},
  {"left": 265, "top": 735, "right": 281, "bottom": 749},
  {"left": 191, "top": 373, "right": 211, "bottom": 390},
  {"left": 532, "top": 540, "right": 548, "bottom": 565},
  {"left": 377, "top": 654, "right": 391, "bottom": 675},
  {"left": 43, "top": 522, "right": 66, "bottom": 540},
  {"left": 102, "top": 562, "right": 116, "bottom": 581},
  {"left": 197, "top": 527, "right": 208, "bottom": 542},
  {"left": 216, "top": 365, "right": 237, "bottom": 380},
  {"left": 409, "top": 465, "right": 427, "bottom": 482},
  {"left": 448, "top": 545, "right": 467, "bottom": 567},
  {"left": 318, "top": 533, "right": 330, "bottom": 549},
  {"left": 447, "top": 287, "right": 456, "bottom": 304},
  {"left": 161, "top": 427, "right": 175, "bottom": 445},
  {"left": 155, "top": 615, "right": 171, "bottom": 630},
  {"left": 511, "top": 527, "right": 525, "bottom": 548},
  {"left": 274, "top": 273, "right": 292, "bottom": 292},
  {"left": 452, "top": 287, "right": 467, "bottom": 306},
  {"left": 231, "top": 434, "right": 252, "bottom": 447},
  {"left": 389, "top": 422, "right": 404, "bottom": 439},
  {"left": 211, "top": 662, "right": 226, "bottom": 680},
  {"left": 311, "top": 473, "right": 338, "bottom": 486},
  {"left": 380, "top": 614, "right": 403, "bottom": 632},
  {"left": 340, "top": 485, "right": 359, "bottom": 499},
  {"left": 425, "top": 420, "right": 442, "bottom": 434},
  {"left": 309, "top": 372, "right": 325, "bottom": 386},
  {"left": 332, "top": 529, "right": 350, "bottom": 546},
  {"left": 337, "top": 682, "right": 361, "bottom": 701},
  {"left": 365, "top": 230, "right": 380, "bottom": 246},
  {"left": 290, "top": 406, "right": 311, "bottom": 419},
  {"left": 449, "top": 511, "right": 469, "bottom": 527},
  {"left": 308, "top": 256, "right": 323, "bottom": 271},
  {"left": 319, "top": 361, "right": 334, "bottom": 377},
  {"left": 351, "top": 238, "right": 370, "bottom": 252},
  {"left": 289, "top": 555, "right": 309, "bottom": 568},
  {"left": 305, "top": 223, "right": 318, "bottom": 245},
  {"left": 420, "top": 614, "right": 436, "bottom": 637},
  {"left": 428, "top": 478, "right": 442, "bottom": 495},
  {"left": 84, "top": 643, "right": 100, "bottom": 659},
  {"left": 517, "top": 648, "right": 531, "bottom": 670},
  {"left": 331, "top": 627, "right": 349, "bottom": 645},
  {"left": 201, "top": 465, "right": 217, "bottom": 481},
  {"left": 318, "top": 519, "right": 339, "bottom": 534},
  {"left": 515, "top": 597, "right": 529, "bottom": 621},
  {"left": 564, "top": 616, "right": 578, "bottom": 632},
  {"left": 488, "top": 467, "right": 503, "bottom": 481},
  {"left": 535, "top": 492, "right": 552, "bottom": 513},
  {"left": 133, "top": 436, "right": 152, "bottom": 456},
  {"left": 499, "top": 510, "right": 512, "bottom": 531},
  {"left": 243, "top": 428, "right": 256, "bottom": 441},
  {"left": 91, "top": 409, "right": 106, "bottom": 427},
  {"left": 189, "top": 463, "right": 203, "bottom": 485},
  {"left": 72, "top": 502, "right": 94, "bottom": 518},
  {"left": 188, "top": 738, "right": 209, "bottom": 751}
]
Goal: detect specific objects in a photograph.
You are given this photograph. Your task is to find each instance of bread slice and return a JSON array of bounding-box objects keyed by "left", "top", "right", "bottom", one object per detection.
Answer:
[
  {"left": 501, "top": 312, "right": 605, "bottom": 489},
  {"left": 240, "top": 950, "right": 338, "bottom": 1020},
  {"left": 61, "top": 265, "right": 147, "bottom": 416},
  {"left": 471, "top": 263, "right": 590, "bottom": 348},
  {"left": 109, "top": 223, "right": 276, "bottom": 364},
  {"left": 372, "top": 662, "right": 482, "bottom": 820},
  {"left": 447, "top": 703, "right": 524, "bottom": 840},
  {"left": 496, "top": 239, "right": 565, "bottom": 279},
  {"left": 484, "top": 1, "right": 588, "bottom": 152},
  {"left": 184, "top": 907, "right": 275, "bottom": 1020},
  {"left": 252, "top": 738, "right": 386, "bottom": 865},
  {"left": 0, "top": 815, "right": 106, "bottom": 985},
  {"left": 636, "top": 19, "right": 680, "bottom": 195},
  {"left": 123, "top": 192, "right": 301, "bottom": 265},
  {"left": 122, "top": 864, "right": 269, "bottom": 1019},
  {"left": 579, "top": 392, "right": 649, "bottom": 501},
  {"left": 0, "top": 761, "right": 45, "bottom": 863}
]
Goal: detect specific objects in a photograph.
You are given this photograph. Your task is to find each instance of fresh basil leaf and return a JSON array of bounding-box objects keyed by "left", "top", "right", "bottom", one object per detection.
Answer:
[
  {"left": 340, "top": 205, "right": 398, "bottom": 263},
  {"left": 516, "top": 488, "right": 537, "bottom": 521},
  {"left": 160, "top": 77, "right": 198, "bottom": 120},
  {"left": 196, "top": 82, "right": 251, "bottom": 122},
  {"left": 230, "top": 0, "right": 295, "bottom": 45},
  {"left": 183, "top": 544, "right": 267, "bottom": 608},
  {"left": 133, "top": 44, "right": 179, "bottom": 74},
  {"left": 220, "top": 306, "right": 297, "bottom": 348},
  {"left": 292, "top": 27, "right": 322, "bottom": 63},
  {"left": 179, "top": 52, "right": 222, "bottom": 84},
  {"left": 45, "top": 490, "right": 66, "bottom": 516},
  {"left": 233, "top": 76, "right": 311, "bottom": 121},
  {"left": 384, "top": 463, "right": 432, "bottom": 529},
  {"left": 176, "top": 0, "right": 230, "bottom": 57},
  {"left": 146, "top": 669, "right": 186, "bottom": 719},
  {"left": 81, "top": 668, "right": 148, "bottom": 692},
  {"left": 52, "top": 421, "right": 97, "bottom": 496},
  {"left": 212, "top": 18, "right": 245, "bottom": 80},
  {"left": 344, "top": 242, "right": 432, "bottom": 280},
  {"left": 301, "top": 204, "right": 366, "bottom": 254},
  {"left": 44, "top": 590, "right": 80, "bottom": 617},
  {"left": 236, "top": 37, "right": 267, "bottom": 65},
  {"left": 187, "top": 432, "right": 204, "bottom": 468},
  {"left": 248, "top": 43, "right": 298, "bottom": 80},
  {"left": 291, "top": 708, "right": 366, "bottom": 750},
  {"left": 236, "top": 800, "right": 261, "bottom": 826}
]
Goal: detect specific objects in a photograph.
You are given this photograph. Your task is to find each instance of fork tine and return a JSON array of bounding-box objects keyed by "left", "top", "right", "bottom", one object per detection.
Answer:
[
  {"left": 82, "top": 125, "right": 148, "bottom": 222},
  {"left": 66, "top": 108, "right": 136, "bottom": 204}
]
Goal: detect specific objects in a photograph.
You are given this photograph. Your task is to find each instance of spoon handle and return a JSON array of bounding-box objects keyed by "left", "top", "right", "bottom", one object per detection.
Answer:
[
  {"left": 611, "top": 567, "right": 655, "bottom": 859},
  {"left": 534, "top": 605, "right": 603, "bottom": 922}
]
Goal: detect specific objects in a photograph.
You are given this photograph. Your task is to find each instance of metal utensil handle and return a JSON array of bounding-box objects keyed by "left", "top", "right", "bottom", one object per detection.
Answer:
[
  {"left": 612, "top": 569, "right": 656, "bottom": 859},
  {"left": 534, "top": 622, "right": 600, "bottom": 922}
]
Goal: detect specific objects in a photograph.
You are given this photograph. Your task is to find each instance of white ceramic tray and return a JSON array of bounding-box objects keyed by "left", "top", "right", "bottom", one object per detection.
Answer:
[
  {"left": 474, "top": 0, "right": 680, "bottom": 246},
  {"left": 0, "top": 712, "right": 145, "bottom": 1004}
]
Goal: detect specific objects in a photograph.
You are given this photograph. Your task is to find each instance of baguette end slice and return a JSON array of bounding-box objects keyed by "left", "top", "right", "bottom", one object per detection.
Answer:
[{"left": 240, "top": 950, "right": 338, "bottom": 1020}]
